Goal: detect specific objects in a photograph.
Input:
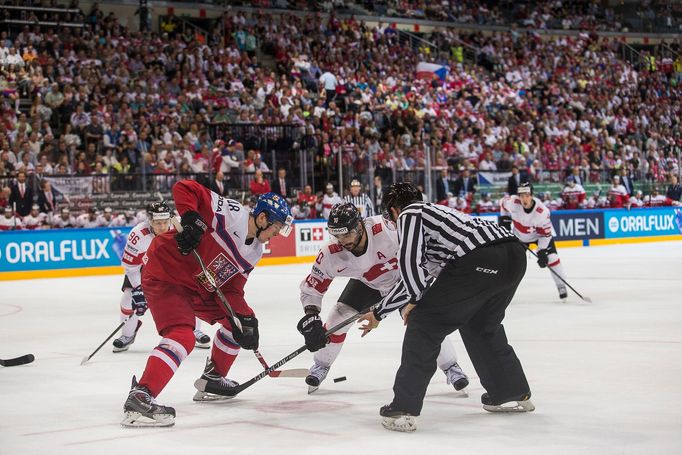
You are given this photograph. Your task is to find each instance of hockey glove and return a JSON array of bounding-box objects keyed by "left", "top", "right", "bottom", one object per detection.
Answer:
[
  {"left": 536, "top": 249, "right": 549, "bottom": 268},
  {"left": 232, "top": 314, "right": 259, "bottom": 351},
  {"left": 499, "top": 215, "right": 512, "bottom": 231},
  {"left": 131, "top": 286, "right": 148, "bottom": 316},
  {"left": 175, "top": 210, "right": 208, "bottom": 255},
  {"left": 297, "top": 313, "right": 327, "bottom": 352}
]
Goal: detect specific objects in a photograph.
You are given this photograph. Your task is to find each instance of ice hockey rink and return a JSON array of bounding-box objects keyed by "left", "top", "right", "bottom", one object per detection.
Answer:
[{"left": 1, "top": 241, "right": 681, "bottom": 455}]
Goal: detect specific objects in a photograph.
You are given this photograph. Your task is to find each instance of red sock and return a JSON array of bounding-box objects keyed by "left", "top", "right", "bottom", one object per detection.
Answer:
[
  {"left": 211, "top": 326, "right": 241, "bottom": 377},
  {"left": 139, "top": 325, "right": 195, "bottom": 397}
]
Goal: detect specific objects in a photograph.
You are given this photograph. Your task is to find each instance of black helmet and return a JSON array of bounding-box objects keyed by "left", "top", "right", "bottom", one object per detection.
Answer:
[
  {"left": 147, "top": 201, "right": 171, "bottom": 221},
  {"left": 382, "top": 182, "right": 422, "bottom": 213},
  {"left": 328, "top": 202, "right": 361, "bottom": 236}
]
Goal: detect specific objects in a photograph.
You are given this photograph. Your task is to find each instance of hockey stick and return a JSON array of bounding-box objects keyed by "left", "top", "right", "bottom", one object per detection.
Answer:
[
  {"left": 0, "top": 354, "right": 35, "bottom": 367},
  {"left": 171, "top": 217, "right": 305, "bottom": 378},
  {"left": 253, "top": 350, "right": 308, "bottom": 378},
  {"left": 227, "top": 307, "right": 375, "bottom": 396},
  {"left": 80, "top": 321, "right": 125, "bottom": 365},
  {"left": 526, "top": 247, "right": 592, "bottom": 303}
]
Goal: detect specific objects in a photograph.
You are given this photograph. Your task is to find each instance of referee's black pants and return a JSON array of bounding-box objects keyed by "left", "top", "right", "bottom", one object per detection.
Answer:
[{"left": 391, "top": 240, "right": 530, "bottom": 415}]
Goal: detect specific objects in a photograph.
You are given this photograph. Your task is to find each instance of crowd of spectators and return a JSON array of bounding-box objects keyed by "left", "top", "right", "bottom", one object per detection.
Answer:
[{"left": 0, "top": 3, "right": 681, "bottom": 230}]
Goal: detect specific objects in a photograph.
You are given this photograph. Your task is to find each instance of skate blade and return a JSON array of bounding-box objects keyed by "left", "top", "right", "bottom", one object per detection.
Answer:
[
  {"left": 307, "top": 385, "right": 320, "bottom": 394},
  {"left": 193, "top": 390, "right": 235, "bottom": 402},
  {"left": 483, "top": 399, "right": 535, "bottom": 413},
  {"left": 121, "top": 411, "right": 174, "bottom": 427},
  {"left": 381, "top": 415, "right": 417, "bottom": 432},
  {"left": 112, "top": 346, "right": 131, "bottom": 353},
  {"left": 194, "top": 342, "right": 211, "bottom": 349}
]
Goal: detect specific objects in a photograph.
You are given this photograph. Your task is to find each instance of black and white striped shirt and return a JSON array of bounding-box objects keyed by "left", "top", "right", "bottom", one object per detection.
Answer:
[
  {"left": 376, "top": 202, "right": 515, "bottom": 316},
  {"left": 344, "top": 193, "right": 374, "bottom": 218}
]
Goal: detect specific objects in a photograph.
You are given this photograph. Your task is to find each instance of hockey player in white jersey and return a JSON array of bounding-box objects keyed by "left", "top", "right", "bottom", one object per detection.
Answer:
[
  {"left": 77, "top": 207, "right": 105, "bottom": 228},
  {"left": 51, "top": 207, "right": 76, "bottom": 229},
  {"left": 499, "top": 183, "right": 568, "bottom": 300},
  {"left": 113, "top": 202, "right": 211, "bottom": 352},
  {"left": 297, "top": 203, "right": 468, "bottom": 393},
  {"left": 22, "top": 204, "right": 48, "bottom": 229},
  {"left": 98, "top": 207, "right": 127, "bottom": 227},
  {"left": 0, "top": 206, "right": 21, "bottom": 230},
  {"left": 316, "top": 183, "right": 343, "bottom": 219}
]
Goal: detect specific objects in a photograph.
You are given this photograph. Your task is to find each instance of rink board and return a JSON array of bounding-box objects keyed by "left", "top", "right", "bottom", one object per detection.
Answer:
[{"left": 1, "top": 208, "right": 681, "bottom": 280}]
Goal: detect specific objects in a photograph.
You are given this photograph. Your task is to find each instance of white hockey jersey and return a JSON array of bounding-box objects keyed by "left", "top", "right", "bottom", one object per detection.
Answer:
[
  {"left": 77, "top": 214, "right": 105, "bottom": 228},
  {"left": 300, "top": 215, "right": 401, "bottom": 310},
  {"left": 0, "top": 215, "right": 21, "bottom": 230},
  {"left": 52, "top": 214, "right": 77, "bottom": 229},
  {"left": 500, "top": 195, "right": 553, "bottom": 249},
  {"left": 97, "top": 214, "right": 127, "bottom": 227},
  {"left": 22, "top": 213, "right": 48, "bottom": 230},
  {"left": 121, "top": 220, "right": 156, "bottom": 288},
  {"left": 316, "top": 192, "right": 343, "bottom": 219}
]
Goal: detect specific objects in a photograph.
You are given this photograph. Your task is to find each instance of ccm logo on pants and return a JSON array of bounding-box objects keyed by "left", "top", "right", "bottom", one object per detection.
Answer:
[{"left": 476, "top": 267, "right": 498, "bottom": 274}]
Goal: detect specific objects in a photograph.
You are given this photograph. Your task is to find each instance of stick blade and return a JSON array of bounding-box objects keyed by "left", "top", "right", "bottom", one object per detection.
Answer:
[
  {"left": 582, "top": 296, "right": 593, "bottom": 303},
  {"left": 80, "top": 356, "right": 91, "bottom": 366},
  {"left": 0, "top": 354, "right": 35, "bottom": 367},
  {"left": 269, "top": 368, "right": 309, "bottom": 378}
]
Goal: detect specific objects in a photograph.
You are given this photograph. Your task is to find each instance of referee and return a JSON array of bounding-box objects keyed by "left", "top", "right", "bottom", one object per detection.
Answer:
[
  {"left": 367, "top": 182, "right": 533, "bottom": 432},
  {"left": 344, "top": 179, "right": 374, "bottom": 218}
]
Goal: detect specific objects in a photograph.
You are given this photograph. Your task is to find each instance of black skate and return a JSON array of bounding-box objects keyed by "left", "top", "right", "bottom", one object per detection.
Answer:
[
  {"left": 558, "top": 286, "right": 568, "bottom": 300},
  {"left": 380, "top": 404, "right": 417, "bottom": 432},
  {"left": 444, "top": 362, "right": 469, "bottom": 392},
  {"left": 121, "top": 376, "right": 175, "bottom": 427},
  {"left": 305, "top": 362, "right": 330, "bottom": 394},
  {"left": 482, "top": 391, "right": 535, "bottom": 413},
  {"left": 194, "top": 329, "right": 211, "bottom": 349},
  {"left": 113, "top": 320, "right": 143, "bottom": 353},
  {"left": 193, "top": 358, "right": 240, "bottom": 401}
]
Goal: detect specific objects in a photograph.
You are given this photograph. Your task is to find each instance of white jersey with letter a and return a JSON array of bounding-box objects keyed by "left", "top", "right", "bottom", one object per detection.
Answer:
[
  {"left": 300, "top": 215, "right": 399, "bottom": 310},
  {"left": 121, "top": 220, "right": 156, "bottom": 288},
  {"left": 499, "top": 195, "right": 553, "bottom": 249}
]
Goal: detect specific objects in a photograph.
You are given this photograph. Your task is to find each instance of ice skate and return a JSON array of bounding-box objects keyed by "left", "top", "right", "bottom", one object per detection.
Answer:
[
  {"left": 481, "top": 392, "right": 535, "bottom": 413},
  {"left": 194, "top": 329, "right": 211, "bottom": 349},
  {"left": 380, "top": 404, "right": 417, "bottom": 432},
  {"left": 305, "top": 362, "right": 330, "bottom": 394},
  {"left": 193, "top": 358, "right": 240, "bottom": 401},
  {"left": 444, "top": 362, "right": 469, "bottom": 392},
  {"left": 121, "top": 376, "right": 175, "bottom": 427},
  {"left": 113, "top": 320, "right": 143, "bottom": 352},
  {"left": 558, "top": 285, "right": 568, "bottom": 300}
]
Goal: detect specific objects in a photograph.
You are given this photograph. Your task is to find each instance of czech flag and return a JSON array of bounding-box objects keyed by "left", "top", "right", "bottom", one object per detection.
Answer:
[{"left": 416, "top": 62, "right": 449, "bottom": 81}]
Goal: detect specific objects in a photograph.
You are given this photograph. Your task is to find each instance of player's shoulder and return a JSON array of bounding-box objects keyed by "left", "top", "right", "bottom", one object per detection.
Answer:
[{"left": 132, "top": 220, "right": 153, "bottom": 237}]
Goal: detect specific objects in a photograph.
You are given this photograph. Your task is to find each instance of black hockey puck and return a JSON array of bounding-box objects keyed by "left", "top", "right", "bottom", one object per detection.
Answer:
[{"left": 333, "top": 376, "right": 347, "bottom": 383}]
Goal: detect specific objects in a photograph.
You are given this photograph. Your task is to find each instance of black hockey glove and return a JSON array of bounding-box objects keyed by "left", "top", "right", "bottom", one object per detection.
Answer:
[
  {"left": 297, "top": 313, "right": 327, "bottom": 352},
  {"left": 536, "top": 249, "right": 549, "bottom": 268},
  {"left": 175, "top": 210, "right": 208, "bottom": 255},
  {"left": 499, "top": 215, "right": 512, "bottom": 231},
  {"left": 131, "top": 286, "right": 148, "bottom": 316},
  {"left": 232, "top": 314, "right": 259, "bottom": 351}
]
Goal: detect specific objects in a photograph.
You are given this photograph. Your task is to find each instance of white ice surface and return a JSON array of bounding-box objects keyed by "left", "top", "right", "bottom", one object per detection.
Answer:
[{"left": 1, "top": 242, "right": 681, "bottom": 455}]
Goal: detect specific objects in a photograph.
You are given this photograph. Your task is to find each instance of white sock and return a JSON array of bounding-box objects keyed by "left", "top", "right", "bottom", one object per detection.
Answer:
[
  {"left": 314, "top": 302, "right": 357, "bottom": 367},
  {"left": 437, "top": 336, "right": 459, "bottom": 371}
]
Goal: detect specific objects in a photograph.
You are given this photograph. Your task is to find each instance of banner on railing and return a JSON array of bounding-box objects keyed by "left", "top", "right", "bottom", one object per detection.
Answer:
[
  {"left": 477, "top": 171, "right": 512, "bottom": 186},
  {"left": 44, "top": 176, "right": 93, "bottom": 198},
  {"left": 603, "top": 207, "right": 682, "bottom": 239}
]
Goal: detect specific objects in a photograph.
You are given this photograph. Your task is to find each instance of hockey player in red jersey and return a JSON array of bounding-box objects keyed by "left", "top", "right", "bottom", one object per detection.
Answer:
[
  {"left": 113, "top": 202, "right": 211, "bottom": 354},
  {"left": 121, "top": 180, "right": 292, "bottom": 428},
  {"left": 499, "top": 183, "right": 569, "bottom": 300}
]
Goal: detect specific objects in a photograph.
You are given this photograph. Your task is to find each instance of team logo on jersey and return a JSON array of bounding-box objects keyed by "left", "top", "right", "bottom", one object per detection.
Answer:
[
  {"left": 372, "top": 223, "right": 382, "bottom": 235},
  {"left": 196, "top": 253, "right": 239, "bottom": 292}
]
